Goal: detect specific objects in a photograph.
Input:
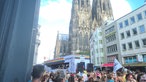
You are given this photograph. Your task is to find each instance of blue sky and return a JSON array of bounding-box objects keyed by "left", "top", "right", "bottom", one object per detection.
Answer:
[
  {"left": 127, "top": 0, "right": 144, "bottom": 10},
  {"left": 37, "top": 0, "right": 145, "bottom": 64}
]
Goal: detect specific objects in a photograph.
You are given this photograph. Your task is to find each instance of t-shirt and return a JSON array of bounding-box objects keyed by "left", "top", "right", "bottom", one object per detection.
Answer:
[
  {"left": 28, "top": 80, "right": 32, "bottom": 82},
  {"left": 107, "top": 79, "right": 114, "bottom": 82}
]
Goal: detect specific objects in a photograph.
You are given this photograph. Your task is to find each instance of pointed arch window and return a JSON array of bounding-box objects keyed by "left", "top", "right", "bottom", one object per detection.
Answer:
[
  {"left": 79, "top": 33, "right": 82, "bottom": 49},
  {"left": 81, "top": 0, "right": 84, "bottom": 7},
  {"left": 86, "top": 0, "right": 89, "bottom": 5},
  {"left": 103, "top": 3, "right": 106, "bottom": 11},
  {"left": 84, "top": 33, "right": 89, "bottom": 50}
]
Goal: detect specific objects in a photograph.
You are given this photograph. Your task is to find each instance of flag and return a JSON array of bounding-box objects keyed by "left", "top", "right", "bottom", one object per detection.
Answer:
[{"left": 113, "top": 58, "right": 122, "bottom": 73}]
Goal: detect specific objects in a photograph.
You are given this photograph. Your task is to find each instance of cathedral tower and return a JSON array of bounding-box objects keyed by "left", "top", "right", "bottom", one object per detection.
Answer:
[
  {"left": 69, "top": 0, "right": 91, "bottom": 54},
  {"left": 91, "top": 0, "right": 114, "bottom": 30}
]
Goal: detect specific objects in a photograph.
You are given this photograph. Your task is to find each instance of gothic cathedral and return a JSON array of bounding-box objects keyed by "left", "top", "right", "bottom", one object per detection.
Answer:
[{"left": 68, "top": 0, "right": 114, "bottom": 54}]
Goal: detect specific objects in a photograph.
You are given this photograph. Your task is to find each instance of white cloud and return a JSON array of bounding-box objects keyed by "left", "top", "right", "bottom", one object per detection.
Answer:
[
  {"left": 37, "top": 0, "right": 71, "bottom": 64},
  {"left": 37, "top": 0, "right": 132, "bottom": 64}
]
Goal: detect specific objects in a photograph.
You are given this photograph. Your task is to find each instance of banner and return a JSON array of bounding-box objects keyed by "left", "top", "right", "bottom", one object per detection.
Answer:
[
  {"left": 137, "top": 54, "right": 143, "bottom": 62},
  {"left": 113, "top": 58, "right": 122, "bottom": 73}
]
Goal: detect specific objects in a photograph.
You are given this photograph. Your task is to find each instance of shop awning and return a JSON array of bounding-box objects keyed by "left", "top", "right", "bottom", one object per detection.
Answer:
[{"left": 102, "top": 63, "right": 114, "bottom": 67}]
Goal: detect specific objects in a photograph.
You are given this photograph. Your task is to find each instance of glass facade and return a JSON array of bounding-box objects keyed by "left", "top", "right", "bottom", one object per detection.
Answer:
[
  {"left": 135, "top": 40, "right": 140, "bottom": 48},
  {"left": 126, "top": 30, "right": 131, "bottom": 37},
  {"left": 143, "top": 54, "right": 146, "bottom": 62},
  {"left": 137, "top": 13, "right": 143, "bottom": 21},
  {"left": 124, "top": 56, "right": 137, "bottom": 64},
  {"left": 142, "top": 38, "right": 146, "bottom": 46},
  {"left": 132, "top": 28, "right": 137, "bottom": 35},
  {"left": 139, "top": 25, "right": 145, "bottom": 33},
  {"left": 144, "top": 10, "right": 146, "bottom": 17},
  {"left": 119, "top": 22, "right": 123, "bottom": 29},
  {"left": 121, "top": 33, "right": 125, "bottom": 39},
  {"left": 122, "top": 44, "right": 126, "bottom": 50},
  {"left": 130, "top": 16, "right": 135, "bottom": 24},
  {"left": 124, "top": 19, "right": 129, "bottom": 27},
  {"left": 128, "top": 42, "right": 133, "bottom": 49}
]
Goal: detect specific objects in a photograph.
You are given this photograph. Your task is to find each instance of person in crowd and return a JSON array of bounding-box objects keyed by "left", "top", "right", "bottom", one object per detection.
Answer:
[
  {"left": 107, "top": 73, "right": 114, "bottom": 82},
  {"left": 78, "top": 76, "right": 84, "bottom": 82},
  {"left": 68, "top": 73, "right": 75, "bottom": 82},
  {"left": 116, "top": 72, "right": 124, "bottom": 82},
  {"left": 139, "top": 74, "right": 146, "bottom": 82},
  {"left": 122, "top": 71, "right": 127, "bottom": 82},
  {"left": 101, "top": 71, "right": 107, "bottom": 82},
  {"left": 126, "top": 73, "right": 137, "bottom": 82},
  {"left": 86, "top": 77, "right": 94, "bottom": 82},
  {"left": 29, "top": 64, "right": 49, "bottom": 82}
]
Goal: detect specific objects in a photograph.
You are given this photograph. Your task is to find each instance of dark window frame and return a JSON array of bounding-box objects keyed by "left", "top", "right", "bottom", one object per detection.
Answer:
[
  {"left": 126, "top": 30, "right": 131, "bottom": 37},
  {"left": 124, "top": 19, "right": 129, "bottom": 27},
  {"left": 135, "top": 40, "right": 140, "bottom": 48},
  {"left": 139, "top": 25, "right": 145, "bottom": 33},
  {"left": 137, "top": 13, "right": 143, "bottom": 21},
  {"left": 128, "top": 42, "right": 133, "bottom": 49},
  {"left": 130, "top": 16, "right": 135, "bottom": 24},
  {"left": 132, "top": 28, "right": 137, "bottom": 35}
]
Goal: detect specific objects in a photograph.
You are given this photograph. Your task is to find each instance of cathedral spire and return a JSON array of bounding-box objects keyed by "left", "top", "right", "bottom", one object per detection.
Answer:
[{"left": 91, "top": 0, "right": 114, "bottom": 30}]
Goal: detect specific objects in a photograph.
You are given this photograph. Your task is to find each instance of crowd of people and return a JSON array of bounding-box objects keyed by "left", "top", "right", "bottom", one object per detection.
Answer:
[{"left": 29, "top": 64, "right": 146, "bottom": 82}]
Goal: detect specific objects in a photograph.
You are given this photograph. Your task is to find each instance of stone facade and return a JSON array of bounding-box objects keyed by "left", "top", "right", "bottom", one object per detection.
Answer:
[
  {"left": 91, "top": 0, "right": 114, "bottom": 31},
  {"left": 68, "top": 0, "right": 114, "bottom": 55},
  {"left": 54, "top": 32, "right": 69, "bottom": 58},
  {"left": 68, "top": 0, "right": 91, "bottom": 54}
]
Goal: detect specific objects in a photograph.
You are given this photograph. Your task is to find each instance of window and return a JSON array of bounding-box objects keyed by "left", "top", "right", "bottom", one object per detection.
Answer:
[
  {"left": 128, "top": 42, "right": 133, "bottom": 49},
  {"left": 106, "top": 34, "right": 116, "bottom": 43},
  {"left": 124, "top": 56, "right": 137, "bottom": 64},
  {"left": 135, "top": 40, "right": 140, "bottom": 48},
  {"left": 100, "top": 48, "right": 103, "bottom": 52},
  {"left": 124, "top": 19, "right": 129, "bottom": 26},
  {"left": 107, "top": 44, "right": 117, "bottom": 53},
  {"left": 121, "top": 33, "right": 125, "bottom": 39},
  {"left": 137, "top": 13, "right": 143, "bottom": 21},
  {"left": 132, "top": 28, "right": 137, "bottom": 35},
  {"left": 99, "top": 40, "right": 102, "bottom": 44},
  {"left": 139, "top": 25, "right": 145, "bottom": 33},
  {"left": 105, "top": 26, "right": 115, "bottom": 34},
  {"left": 144, "top": 10, "right": 146, "bottom": 17},
  {"left": 96, "top": 49, "right": 98, "bottom": 53},
  {"left": 119, "top": 22, "right": 123, "bottom": 28},
  {"left": 130, "top": 16, "right": 135, "bottom": 24},
  {"left": 122, "top": 44, "right": 126, "bottom": 50},
  {"left": 126, "top": 30, "right": 131, "bottom": 37},
  {"left": 142, "top": 38, "right": 146, "bottom": 46},
  {"left": 99, "top": 32, "right": 102, "bottom": 36},
  {"left": 81, "top": 0, "right": 84, "bottom": 7},
  {"left": 143, "top": 54, "right": 146, "bottom": 62}
]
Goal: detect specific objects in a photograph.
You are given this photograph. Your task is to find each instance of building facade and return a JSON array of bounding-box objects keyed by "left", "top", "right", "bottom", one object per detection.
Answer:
[
  {"left": 33, "top": 25, "right": 41, "bottom": 65},
  {"left": 89, "top": 0, "right": 114, "bottom": 67},
  {"left": 68, "top": 0, "right": 91, "bottom": 54},
  {"left": 103, "top": 20, "right": 121, "bottom": 63},
  {"left": 54, "top": 32, "right": 69, "bottom": 59},
  {"left": 117, "top": 4, "right": 146, "bottom": 64},
  {"left": 90, "top": 27, "right": 104, "bottom": 66},
  {"left": 91, "top": 0, "right": 114, "bottom": 31},
  {"left": 68, "top": 0, "right": 114, "bottom": 55}
]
